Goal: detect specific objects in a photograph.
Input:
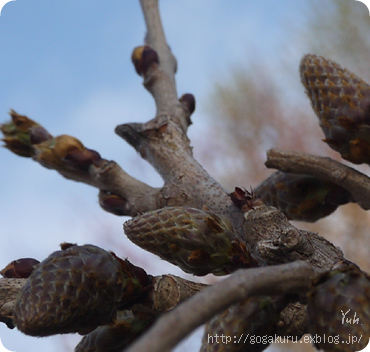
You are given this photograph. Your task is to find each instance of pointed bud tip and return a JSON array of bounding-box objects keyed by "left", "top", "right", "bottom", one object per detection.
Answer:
[{"left": 230, "top": 187, "right": 264, "bottom": 212}]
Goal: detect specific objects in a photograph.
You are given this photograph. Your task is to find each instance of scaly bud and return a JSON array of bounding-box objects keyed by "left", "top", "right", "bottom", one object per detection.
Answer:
[
  {"left": 131, "top": 45, "right": 159, "bottom": 76},
  {"left": 1, "top": 110, "right": 52, "bottom": 157},
  {"left": 201, "top": 296, "right": 281, "bottom": 352},
  {"left": 230, "top": 187, "right": 264, "bottom": 213},
  {"left": 0, "top": 258, "right": 40, "bottom": 278},
  {"left": 179, "top": 93, "right": 196, "bottom": 126},
  {"left": 34, "top": 135, "right": 103, "bottom": 171},
  {"left": 75, "top": 309, "right": 157, "bottom": 352},
  {"left": 124, "top": 207, "right": 257, "bottom": 276},
  {"left": 307, "top": 261, "right": 370, "bottom": 352},
  {"left": 300, "top": 54, "right": 370, "bottom": 165},
  {"left": 99, "top": 191, "right": 127, "bottom": 216},
  {"left": 13, "top": 244, "right": 152, "bottom": 336},
  {"left": 179, "top": 93, "right": 196, "bottom": 115},
  {"left": 255, "top": 172, "right": 352, "bottom": 222}
]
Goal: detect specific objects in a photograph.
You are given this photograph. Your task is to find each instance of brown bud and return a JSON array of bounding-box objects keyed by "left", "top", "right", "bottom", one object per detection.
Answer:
[
  {"left": 99, "top": 191, "right": 127, "bottom": 216},
  {"left": 230, "top": 187, "right": 264, "bottom": 213},
  {"left": 179, "top": 93, "right": 196, "bottom": 115},
  {"left": 29, "top": 125, "right": 52, "bottom": 144},
  {"left": 1, "top": 258, "right": 40, "bottom": 278},
  {"left": 131, "top": 45, "right": 159, "bottom": 76},
  {"left": 202, "top": 296, "right": 281, "bottom": 352},
  {"left": 110, "top": 252, "right": 152, "bottom": 300},
  {"left": 63, "top": 147, "right": 103, "bottom": 170},
  {"left": 13, "top": 244, "right": 151, "bottom": 337},
  {"left": 60, "top": 242, "right": 77, "bottom": 250},
  {"left": 307, "top": 262, "right": 370, "bottom": 352},
  {"left": 8, "top": 110, "right": 38, "bottom": 133},
  {"left": 34, "top": 135, "right": 81, "bottom": 169},
  {"left": 300, "top": 54, "right": 370, "bottom": 165},
  {"left": 34, "top": 135, "right": 102, "bottom": 171},
  {"left": 75, "top": 309, "right": 157, "bottom": 352},
  {"left": 255, "top": 171, "right": 352, "bottom": 222},
  {"left": 1, "top": 110, "right": 52, "bottom": 157},
  {"left": 1, "top": 137, "right": 34, "bottom": 157},
  {"left": 53, "top": 135, "right": 84, "bottom": 159}
]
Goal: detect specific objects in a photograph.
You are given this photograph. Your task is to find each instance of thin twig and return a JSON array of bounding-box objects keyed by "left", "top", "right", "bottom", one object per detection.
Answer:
[
  {"left": 266, "top": 148, "right": 370, "bottom": 210},
  {"left": 116, "top": 0, "right": 236, "bottom": 219},
  {"left": 139, "top": 0, "right": 179, "bottom": 114}
]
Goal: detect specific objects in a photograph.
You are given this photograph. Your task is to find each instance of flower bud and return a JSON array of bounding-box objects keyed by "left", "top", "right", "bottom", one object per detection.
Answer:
[
  {"left": 300, "top": 54, "right": 370, "bottom": 165},
  {"left": 131, "top": 45, "right": 159, "bottom": 76},
  {"left": 13, "top": 244, "right": 151, "bottom": 336},
  {"left": 1, "top": 110, "right": 51, "bottom": 157},
  {"left": 99, "top": 191, "right": 127, "bottom": 216},
  {"left": 75, "top": 310, "right": 156, "bottom": 352},
  {"left": 255, "top": 172, "right": 352, "bottom": 222},
  {"left": 124, "top": 207, "right": 257, "bottom": 276},
  {"left": 34, "top": 135, "right": 102, "bottom": 171},
  {"left": 230, "top": 187, "right": 264, "bottom": 213},
  {"left": 307, "top": 261, "right": 370, "bottom": 352},
  {"left": 179, "top": 93, "right": 196, "bottom": 115},
  {"left": 0, "top": 258, "right": 40, "bottom": 278}
]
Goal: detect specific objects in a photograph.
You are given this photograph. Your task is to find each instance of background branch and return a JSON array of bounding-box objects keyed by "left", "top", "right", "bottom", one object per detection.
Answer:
[{"left": 266, "top": 148, "right": 370, "bottom": 210}]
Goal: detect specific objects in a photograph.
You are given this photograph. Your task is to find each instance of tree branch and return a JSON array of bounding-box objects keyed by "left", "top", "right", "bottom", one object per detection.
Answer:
[
  {"left": 265, "top": 148, "right": 370, "bottom": 210},
  {"left": 139, "top": 0, "right": 179, "bottom": 115},
  {"left": 0, "top": 273, "right": 206, "bottom": 337},
  {"left": 125, "top": 261, "right": 314, "bottom": 352},
  {"left": 115, "top": 0, "right": 241, "bottom": 222},
  {"left": 0, "top": 278, "right": 27, "bottom": 329},
  {"left": 0, "top": 110, "right": 161, "bottom": 216}
]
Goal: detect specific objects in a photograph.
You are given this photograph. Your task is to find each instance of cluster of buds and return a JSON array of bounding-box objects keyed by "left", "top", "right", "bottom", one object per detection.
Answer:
[
  {"left": 13, "top": 244, "right": 152, "bottom": 336},
  {"left": 131, "top": 46, "right": 195, "bottom": 128},
  {"left": 124, "top": 206, "right": 257, "bottom": 276},
  {"left": 300, "top": 54, "right": 370, "bottom": 165},
  {"left": 1, "top": 110, "right": 105, "bottom": 174}
]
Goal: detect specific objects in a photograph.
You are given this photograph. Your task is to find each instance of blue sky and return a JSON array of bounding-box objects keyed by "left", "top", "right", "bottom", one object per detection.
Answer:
[{"left": 0, "top": 1, "right": 369, "bottom": 351}]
